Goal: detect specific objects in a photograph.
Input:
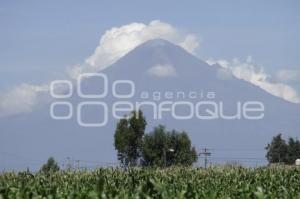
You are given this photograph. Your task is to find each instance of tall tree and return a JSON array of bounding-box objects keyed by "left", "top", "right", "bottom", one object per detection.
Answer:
[
  {"left": 142, "top": 125, "right": 197, "bottom": 167},
  {"left": 265, "top": 134, "right": 288, "bottom": 164},
  {"left": 114, "top": 110, "right": 147, "bottom": 167}
]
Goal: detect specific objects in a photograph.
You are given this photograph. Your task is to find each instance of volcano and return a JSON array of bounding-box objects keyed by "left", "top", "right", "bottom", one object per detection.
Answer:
[{"left": 1, "top": 39, "right": 299, "bottom": 170}]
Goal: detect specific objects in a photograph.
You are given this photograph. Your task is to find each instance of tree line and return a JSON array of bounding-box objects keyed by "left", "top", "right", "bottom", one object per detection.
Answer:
[
  {"left": 114, "top": 110, "right": 197, "bottom": 167},
  {"left": 39, "top": 110, "right": 300, "bottom": 173}
]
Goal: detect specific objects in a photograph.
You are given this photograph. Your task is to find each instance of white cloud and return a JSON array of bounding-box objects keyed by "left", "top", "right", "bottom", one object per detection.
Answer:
[
  {"left": 0, "top": 84, "right": 49, "bottom": 117},
  {"left": 275, "top": 69, "right": 300, "bottom": 82},
  {"left": 207, "top": 56, "right": 300, "bottom": 103},
  {"left": 179, "top": 34, "right": 199, "bottom": 55},
  {"left": 68, "top": 20, "right": 199, "bottom": 79},
  {"left": 147, "top": 64, "right": 177, "bottom": 77}
]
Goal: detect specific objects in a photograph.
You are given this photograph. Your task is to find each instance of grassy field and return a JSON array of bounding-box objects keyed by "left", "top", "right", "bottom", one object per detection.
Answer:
[{"left": 0, "top": 166, "right": 300, "bottom": 199}]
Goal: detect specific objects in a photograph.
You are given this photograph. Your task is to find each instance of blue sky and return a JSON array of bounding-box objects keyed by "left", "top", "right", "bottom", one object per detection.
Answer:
[
  {"left": 1, "top": 1, "right": 300, "bottom": 170},
  {"left": 0, "top": 0, "right": 299, "bottom": 90}
]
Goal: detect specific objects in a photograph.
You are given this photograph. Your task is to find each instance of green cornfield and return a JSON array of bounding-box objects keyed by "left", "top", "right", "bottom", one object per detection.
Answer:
[{"left": 0, "top": 166, "right": 300, "bottom": 199}]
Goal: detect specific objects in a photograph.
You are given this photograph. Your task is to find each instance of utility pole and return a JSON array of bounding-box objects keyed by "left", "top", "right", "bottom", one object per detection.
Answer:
[{"left": 199, "top": 148, "right": 211, "bottom": 169}]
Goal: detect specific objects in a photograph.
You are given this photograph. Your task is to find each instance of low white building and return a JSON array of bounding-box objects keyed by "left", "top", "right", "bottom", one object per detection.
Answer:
[{"left": 296, "top": 159, "right": 300, "bottom": 166}]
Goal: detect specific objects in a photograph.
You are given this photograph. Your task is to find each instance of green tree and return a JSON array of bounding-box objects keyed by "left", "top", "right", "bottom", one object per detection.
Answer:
[
  {"left": 40, "top": 157, "right": 60, "bottom": 173},
  {"left": 142, "top": 125, "right": 167, "bottom": 167},
  {"left": 142, "top": 125, "right": 197, "bottom": 167},
  {"left": 265, "top": 134, "right": 288, "bottom": 164},
  {"left": 287, "top": 137, "right": 300, "bottom": 164},
  {"left": 169, "top": 130, "right": 198, "bottom": 166},
  {"left": 114, "top": 110, "right": 147, "bottom": 167}
]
